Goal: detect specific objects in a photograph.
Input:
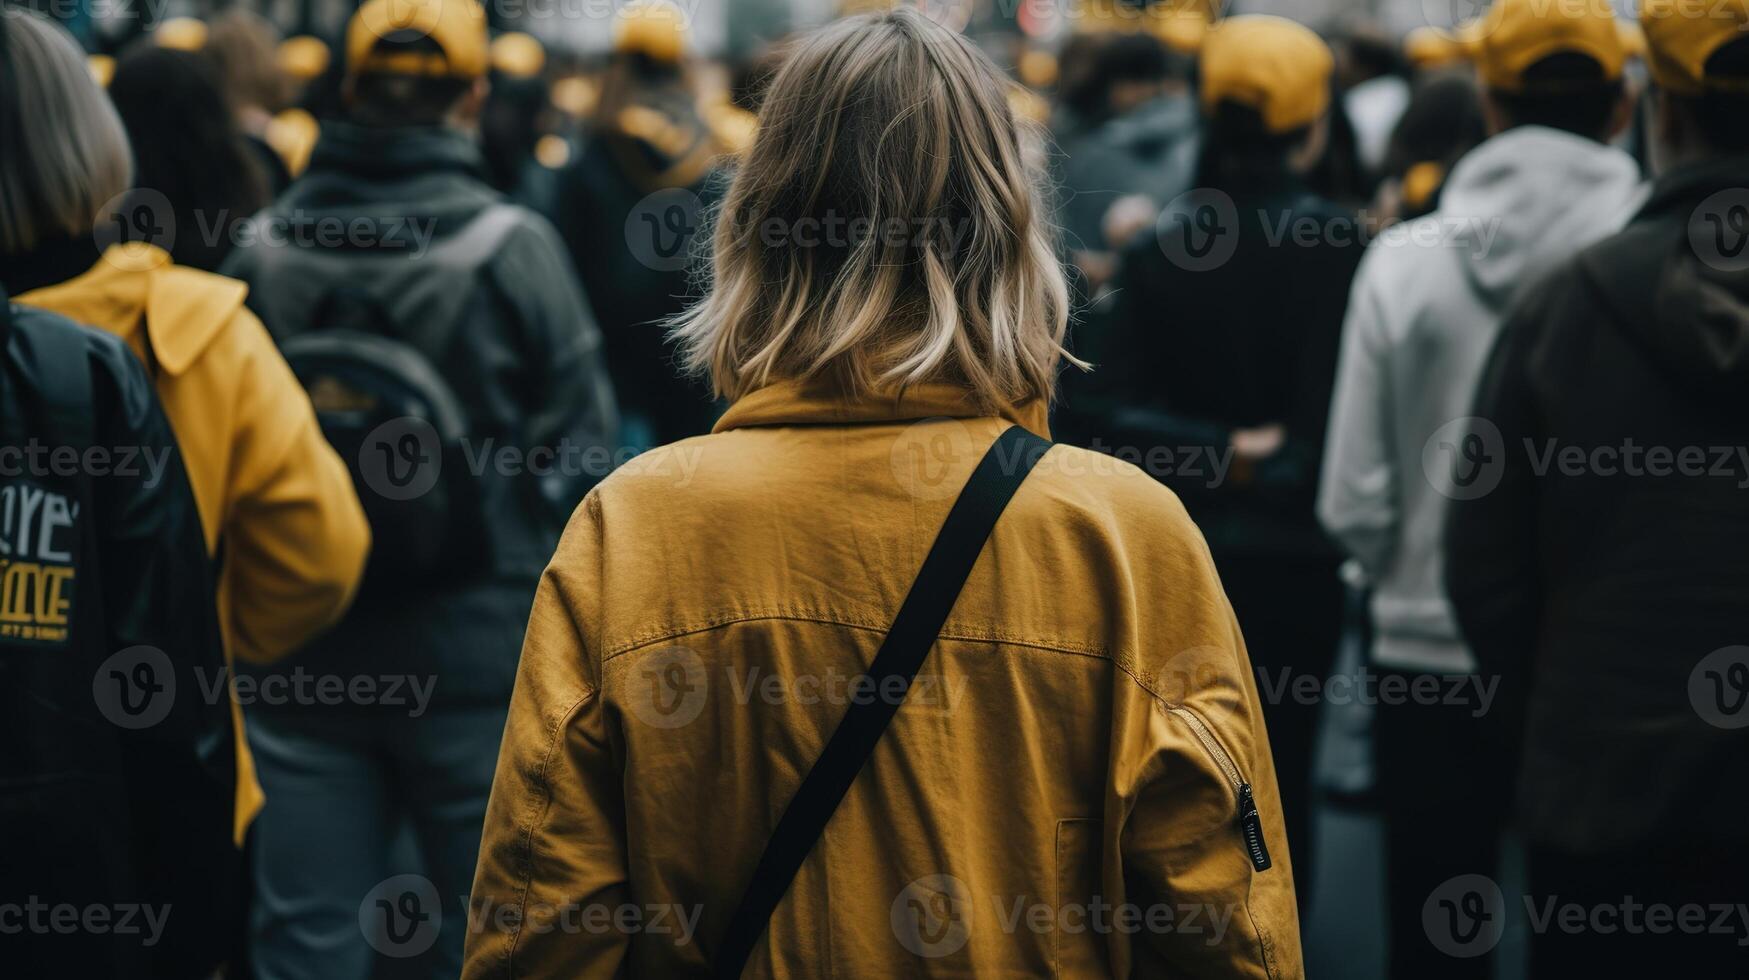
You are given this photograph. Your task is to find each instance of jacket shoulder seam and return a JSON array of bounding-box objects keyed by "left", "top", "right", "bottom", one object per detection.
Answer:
[{"left": 600, "top": 611, "right": 1109, "bottom": 663}]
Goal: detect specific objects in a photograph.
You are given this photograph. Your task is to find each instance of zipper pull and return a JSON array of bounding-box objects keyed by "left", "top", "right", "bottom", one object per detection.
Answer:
[{"left": 1237, "top": 782, "right": 1272, "bottom": 872}]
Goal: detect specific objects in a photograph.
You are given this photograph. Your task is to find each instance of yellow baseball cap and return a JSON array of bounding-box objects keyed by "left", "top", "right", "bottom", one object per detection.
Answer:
[
  {"left": 1200, "top": 15, "right": 1334, "bottom": 133},
  {"left": 490, "top": 31, "right": 545, "bottom": 78},
  {"left": 615, "top": 0, "right": 689, "bottom": 64},
  {"left": 1406, "top": 24, "right": 1475, "bottom": 68},
  {"left": 1641, "top": 0, "right": 1749, "bottom": 94},
  {"left": 155, "top": 16, "right": 209, "bottom": 51},
  {"left": 346, "top": 0, "right": 489, "bottom": 79},
  {"left": 1148, "top": 5, "right": 1211, "bottom": 53},
  {"left": 278, "top": 35, "right": 332, "bottom": 82},
  {"left": 1472, "top": 0, "right": 1626, "bottom": 92}
]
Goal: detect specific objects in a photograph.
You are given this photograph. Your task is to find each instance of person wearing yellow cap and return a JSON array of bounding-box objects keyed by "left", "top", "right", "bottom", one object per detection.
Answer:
[
  {"left": 1064, "top": 15, "right": 1361, "bottom": 919},
  {"left": 1319, "top": 0, "right": 1648, "bottom": 975},
  {"left": 1447, "top": 3, "right": 1749, "bottom": 976},
  {"left": 550, "top": 0, "right": 726, "bottom": 448},
  {"left": 218, "top": 1, "right": 618, "bottom": 977}
]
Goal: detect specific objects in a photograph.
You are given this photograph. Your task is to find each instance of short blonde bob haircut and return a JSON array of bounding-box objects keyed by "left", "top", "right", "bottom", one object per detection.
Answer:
[
  {"left": 0, "top": 8, "right": 132, "bottom": 256},
  {"left": 672, "top": 8, "right": 1076, "bottom": 410}
]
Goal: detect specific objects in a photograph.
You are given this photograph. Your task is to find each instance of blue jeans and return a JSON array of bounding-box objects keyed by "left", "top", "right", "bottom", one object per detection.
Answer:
[{"left": 247, "top": 704, "right": 507, "bottom": 980}]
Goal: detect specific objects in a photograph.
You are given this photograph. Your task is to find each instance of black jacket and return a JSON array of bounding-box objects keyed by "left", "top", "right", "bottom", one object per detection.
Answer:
[
  {"left": 1447, "top": 155, "right": 1749, "bottom": 852},
  {"left": 552, "top": 92, "right": 724, "bottom": 447},
  {"left": 0, "top": 298, "right": 234, "bottom": 977},
  {"left": 224, "top": 123, "right": 618, "bottom": 710},
  {"left": 1062, "top": 177, "right": 1361, "bottom": 562}
]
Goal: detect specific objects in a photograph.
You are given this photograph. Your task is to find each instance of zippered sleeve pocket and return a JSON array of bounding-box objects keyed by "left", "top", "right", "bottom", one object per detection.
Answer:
[{"left": 1165, "top": 704, "right": 1273, "bottom": 872}]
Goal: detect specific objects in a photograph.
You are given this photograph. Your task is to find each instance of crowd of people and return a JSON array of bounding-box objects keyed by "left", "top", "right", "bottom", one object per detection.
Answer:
[{"left": 1, "top": 0, "right": 1746, "bottom": 977}]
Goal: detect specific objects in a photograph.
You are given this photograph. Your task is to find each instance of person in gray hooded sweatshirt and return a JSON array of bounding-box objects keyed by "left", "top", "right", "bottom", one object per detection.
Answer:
[{"left": 1316, "top": 0, "right": 1642, "bottom": 975}]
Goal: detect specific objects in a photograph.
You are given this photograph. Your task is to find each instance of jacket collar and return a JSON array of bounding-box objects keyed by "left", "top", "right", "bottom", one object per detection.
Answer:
[
  {"left": 714, "top": 379, "right": 1052, "bottom": 440},
  {"left": 15, "top": 244, "right": 243, "bottom": 377},
  {"left": 307, "top": 121, "right": 488, "bottom": 184}
]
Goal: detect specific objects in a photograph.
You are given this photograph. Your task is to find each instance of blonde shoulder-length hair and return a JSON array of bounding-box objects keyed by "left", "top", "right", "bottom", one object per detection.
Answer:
[{"left": 671, "top": 7, "right": 1077, "bottom": 411}]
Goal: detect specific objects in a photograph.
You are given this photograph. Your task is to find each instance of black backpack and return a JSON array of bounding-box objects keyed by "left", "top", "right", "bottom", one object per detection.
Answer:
[
  {"left": 0, "top": 301, "right": 237, "bottom": 978},
  {"left": 272, "top": 204, "right": 524, "bottom": 600}
]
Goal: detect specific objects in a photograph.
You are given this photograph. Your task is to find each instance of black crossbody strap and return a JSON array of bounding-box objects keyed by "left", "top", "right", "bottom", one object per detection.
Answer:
[{"left": 712, "top": 423, "right": 1052, "bottom": 978}]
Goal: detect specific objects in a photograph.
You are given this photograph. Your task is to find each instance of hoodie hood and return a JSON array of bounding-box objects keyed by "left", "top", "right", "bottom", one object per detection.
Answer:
[
  {"left": 284, "top": 122, "right": 496, "bottom": 240},
  {"left": 1654, "top": 257, "right": 1749, "bottom": 407},
  {"left": 1439, "top": 126, "right": 1644, "bottom": 306},
  {"left": 1585, "top": 155, "right": 1749, "bottom": 411}
]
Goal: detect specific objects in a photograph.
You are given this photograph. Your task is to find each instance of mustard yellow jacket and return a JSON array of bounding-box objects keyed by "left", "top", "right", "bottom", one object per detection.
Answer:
[
  {"left": 21, "top": 243, "right": 371, "bottom": 838},
  {"left": 465, "top": 381, "right": 1301, "bottom": 978}
]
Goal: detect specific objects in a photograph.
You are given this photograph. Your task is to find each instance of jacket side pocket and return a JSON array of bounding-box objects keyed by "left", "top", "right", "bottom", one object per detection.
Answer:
[{"left": 1053, "top": 817, "right": 1110, "bottom": 979}]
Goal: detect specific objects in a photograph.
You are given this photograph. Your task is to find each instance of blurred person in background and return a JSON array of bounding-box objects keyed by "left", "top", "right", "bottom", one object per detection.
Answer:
[
  {"left": 1054, "top": 29, "right": 1200, "bottom": 288},
  {"left": 1067, "top": 16, "right": 1361, "bottom": 913},
  {"left": 1371, "top": 70, "right": 1488, "bottom": 225},
  {"left": 106, "top": 42, "right": 274, "bottom": 273},
  {"left": 552, "top": 0, "right": 727, "bottom": 448},
  {"left": 1318, "top": 0, "right": 1643, "bottom": 974},
  {"left": 1333, "top": 25, "right": 1411, "bottom": 183},
  {"left": 479, "top": 31, "right": 550, "bottom": 200},
  {"left": 1448, "top": 2, "right": 1749, "bottom": 973},
  {"left": 205, "top": 8, "right": 297, "bottom": 196},
  {"left": 467, "top": 9, "right": 1302, "bottom": 976},
  {"left": 0, "top": 9, "right": 242, "bottom": 977},
  {"left": 7, "top": 6, "right": 372, "bottom": 957},
  {"left": 220, "top": 0, "right": 615, "bottom": 975}
]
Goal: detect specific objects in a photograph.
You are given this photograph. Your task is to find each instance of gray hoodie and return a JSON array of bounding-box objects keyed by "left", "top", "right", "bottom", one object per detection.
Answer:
[{"left": 1317, "top": 126, "right": 1645, "bottom": 672}]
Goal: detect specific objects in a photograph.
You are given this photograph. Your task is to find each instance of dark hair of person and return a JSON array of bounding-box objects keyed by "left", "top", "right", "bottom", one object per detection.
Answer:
[
  {"left": 1193, "top": 99, "right": 1313, "bottom": 191},
  {"left": 1341, "top": 30, "right": 1408, "bottom": 86},
  {"left": 1488, "top": 51, "right": 1624, "bottom": 142},
  {"left": 348, "top": 34, "right": 474, "bottom": 127},
  {"left": 1056, "top": 32, "right": 1180, "bottom": 125},
  {"left": 1673, "top": 37, "right": 1749, "bottom": 153},
  {"left": 107, "top": 43, "right": 269, "bottom": 271},
  {"left": 1382, "top": 69, "right": 1488, "bottom": 178}
]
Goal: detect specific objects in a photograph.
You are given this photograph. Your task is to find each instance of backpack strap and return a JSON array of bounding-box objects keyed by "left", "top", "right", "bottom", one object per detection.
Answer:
[
  {"left": 437, "top": 202, "right": 528, "bottom": 266},
  {"left": 295, "top": 202, "right": 529, "bottom": 357},
  {"left": 22, "top": 306, "right": 96, "bottom": 453},
  {"left": 711, "top": 424, "right": 1053, "bottom": 978}
]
